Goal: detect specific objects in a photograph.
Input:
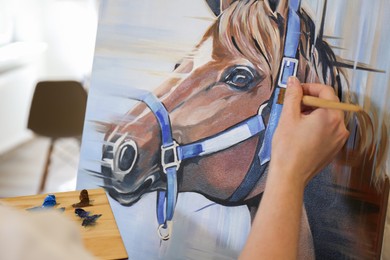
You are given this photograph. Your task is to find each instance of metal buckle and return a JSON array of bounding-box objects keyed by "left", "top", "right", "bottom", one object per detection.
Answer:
[
  {"left": 161, "top": 141, "right": 181, "bottom": 174},
  {"left": 277, "top": 57, "right": 299, "bottom": 88},
  {"left": 157, "top": 221, "right": 173, "bottom": 240}
]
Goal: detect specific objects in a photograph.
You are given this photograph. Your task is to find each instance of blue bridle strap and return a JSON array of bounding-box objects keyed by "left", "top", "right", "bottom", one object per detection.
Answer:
[
  {"left": 142, "top": 93, "right": 174, "bottom": 146},
  {"left": 258, "top": 0, "right": 301, "bottom": 166},
  {"left": 133, "top": 92, "right": 177, "bottom": 240},
  {"left": 178, "top": 115, "right": 265, "bottom": 160},
  {"left": 228, "top": 0, "right": 301, "bottom": 202}
]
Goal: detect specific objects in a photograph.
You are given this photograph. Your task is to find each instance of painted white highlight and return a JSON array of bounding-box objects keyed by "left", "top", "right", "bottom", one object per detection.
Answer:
[{"left": 200, "top": 122, "right": 256, "bottom": 156}]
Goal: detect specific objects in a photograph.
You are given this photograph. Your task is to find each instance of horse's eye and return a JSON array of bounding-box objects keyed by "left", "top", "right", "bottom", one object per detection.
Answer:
[{"left": 221, "top": 66, "right": 259, "bottom": 90}]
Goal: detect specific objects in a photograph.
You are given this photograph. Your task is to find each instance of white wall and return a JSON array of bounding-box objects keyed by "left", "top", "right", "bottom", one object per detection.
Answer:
[
  {"left": 0, "top": 62, "right": 41, "bottom": 154},
  {"left": 0, "top": 0, "right": 98, "bottom": 154}
]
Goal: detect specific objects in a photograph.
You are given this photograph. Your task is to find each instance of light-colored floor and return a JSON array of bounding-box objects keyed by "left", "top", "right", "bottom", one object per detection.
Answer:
[{"left": 0, "top": 137, "right": 79, "bottom": 198}]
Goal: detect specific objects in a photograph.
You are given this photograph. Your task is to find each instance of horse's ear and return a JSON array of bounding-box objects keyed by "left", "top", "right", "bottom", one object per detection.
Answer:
[
  {"left": 265, "top": 0, "right": 289, "bottom": 17},
  {"left": 205, "top": 0, "right": 236, "bottom": 16}
]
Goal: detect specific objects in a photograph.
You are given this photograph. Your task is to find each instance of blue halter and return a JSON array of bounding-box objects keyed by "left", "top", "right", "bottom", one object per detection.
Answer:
[
  {"left": 126, "top": 0, "right": 301, "bottom": 240},
  {"left": 130, "top": 92, "right": 265, "bottom": 240},
  {"left": 258, "top": 0, "right": 301, "bottom": 165}
]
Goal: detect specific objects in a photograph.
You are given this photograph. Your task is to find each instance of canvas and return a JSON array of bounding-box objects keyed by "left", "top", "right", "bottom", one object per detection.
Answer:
[{"left": 77, "top": 0, "right": 390, "bottom": 259}]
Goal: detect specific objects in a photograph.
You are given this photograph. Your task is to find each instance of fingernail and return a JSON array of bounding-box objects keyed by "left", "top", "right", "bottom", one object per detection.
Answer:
[{"left": 287, "top": 76, "right": 296, "bottom": 87}]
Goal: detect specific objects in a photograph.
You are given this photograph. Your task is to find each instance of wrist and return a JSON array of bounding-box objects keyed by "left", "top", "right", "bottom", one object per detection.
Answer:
[{"left": 266, "top": 161, "right": 307, "bottom": 192}]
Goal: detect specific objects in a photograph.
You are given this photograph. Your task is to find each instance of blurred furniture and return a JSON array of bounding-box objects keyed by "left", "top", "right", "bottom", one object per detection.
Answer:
[{"left": 27, "top": 80, "right": 87, "bottom": 193}]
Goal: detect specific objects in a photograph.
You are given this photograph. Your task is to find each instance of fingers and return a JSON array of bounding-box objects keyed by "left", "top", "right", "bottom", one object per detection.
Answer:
[
  {"left": 273, "top": 79, "right": 350, "bottom": 186},
  {"left": 282, "top": 77, "right": 303, "bottom": 118},
  {"left": 297, "top": 80, "right": 348, "bottom": 140}
]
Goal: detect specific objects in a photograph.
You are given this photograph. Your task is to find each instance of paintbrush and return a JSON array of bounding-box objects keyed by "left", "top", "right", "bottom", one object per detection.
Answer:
[
  {"left": 302, "top": 95, "right": 362, "bottom": 112},
  {"left": 277, "top": 88, "right": 362, "bottom": 112}
]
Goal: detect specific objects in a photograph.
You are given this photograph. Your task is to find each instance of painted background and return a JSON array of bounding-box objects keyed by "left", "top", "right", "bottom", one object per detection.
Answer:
[{"left": 77, "top": 0, "right": 390, "bottom": 259}]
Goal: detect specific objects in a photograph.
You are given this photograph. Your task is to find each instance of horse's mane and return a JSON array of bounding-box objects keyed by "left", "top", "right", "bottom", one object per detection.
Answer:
[{"left": 198, "top": 0, "right": 387, "bottom": 185}]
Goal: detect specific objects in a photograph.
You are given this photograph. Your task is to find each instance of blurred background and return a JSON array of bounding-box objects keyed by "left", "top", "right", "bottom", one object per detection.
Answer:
[{"left": 0, "top": 0, "right": 98, "bottom": 196}]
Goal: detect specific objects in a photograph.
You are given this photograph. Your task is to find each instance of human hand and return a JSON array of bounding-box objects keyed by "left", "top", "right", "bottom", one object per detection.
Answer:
[{"left": 270, "top": 77, "right": 349, "bottom": 187}]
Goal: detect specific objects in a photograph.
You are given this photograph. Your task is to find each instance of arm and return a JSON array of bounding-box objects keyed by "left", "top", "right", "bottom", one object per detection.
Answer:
[{"left": 239, "top": 77, "right": 349, "bottom": 259}]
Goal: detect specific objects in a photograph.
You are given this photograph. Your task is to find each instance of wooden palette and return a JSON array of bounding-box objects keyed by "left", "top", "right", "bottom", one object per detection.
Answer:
[{"left": 0, "top": 188, "right": 127, "bottom": 260}]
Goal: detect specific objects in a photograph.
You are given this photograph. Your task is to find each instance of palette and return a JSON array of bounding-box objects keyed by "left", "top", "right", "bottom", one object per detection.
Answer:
[{"left": 0, "top": 188, "right": 127, "bottom": 260}]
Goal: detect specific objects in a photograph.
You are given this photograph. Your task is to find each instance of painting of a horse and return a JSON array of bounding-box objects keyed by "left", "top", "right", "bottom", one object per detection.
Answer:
[{"left": 79, "top": 0, "right": 389, "bottom": 259}]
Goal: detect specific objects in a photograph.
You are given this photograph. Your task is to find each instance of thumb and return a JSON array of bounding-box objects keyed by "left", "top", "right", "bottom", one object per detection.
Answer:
[{"left": 282, "top": 76, "right": 303, "bottom": 118}]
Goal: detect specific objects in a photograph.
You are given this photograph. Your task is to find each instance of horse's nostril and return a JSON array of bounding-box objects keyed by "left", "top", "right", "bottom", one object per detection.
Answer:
[{"left": 118, "top": 142, "right": 137, "bottom": 172}]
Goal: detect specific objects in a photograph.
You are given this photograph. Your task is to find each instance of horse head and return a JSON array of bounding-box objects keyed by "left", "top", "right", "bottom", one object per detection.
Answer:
[
  {"left": 101, "top": 0, "right": 291, "bottom": 205},
  {"left": 100, "top": 0, "right": 383, "bottom": 209}
]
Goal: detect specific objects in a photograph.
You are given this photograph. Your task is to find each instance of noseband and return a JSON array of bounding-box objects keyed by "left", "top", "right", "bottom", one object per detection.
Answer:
[{"left": 122, "top": 0, "right": 301, "bottom": 240}]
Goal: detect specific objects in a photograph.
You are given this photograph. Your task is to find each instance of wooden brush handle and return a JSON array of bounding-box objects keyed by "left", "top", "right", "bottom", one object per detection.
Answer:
[{"left": 302, "top": 95, "right": 362, "bottom": 112}]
